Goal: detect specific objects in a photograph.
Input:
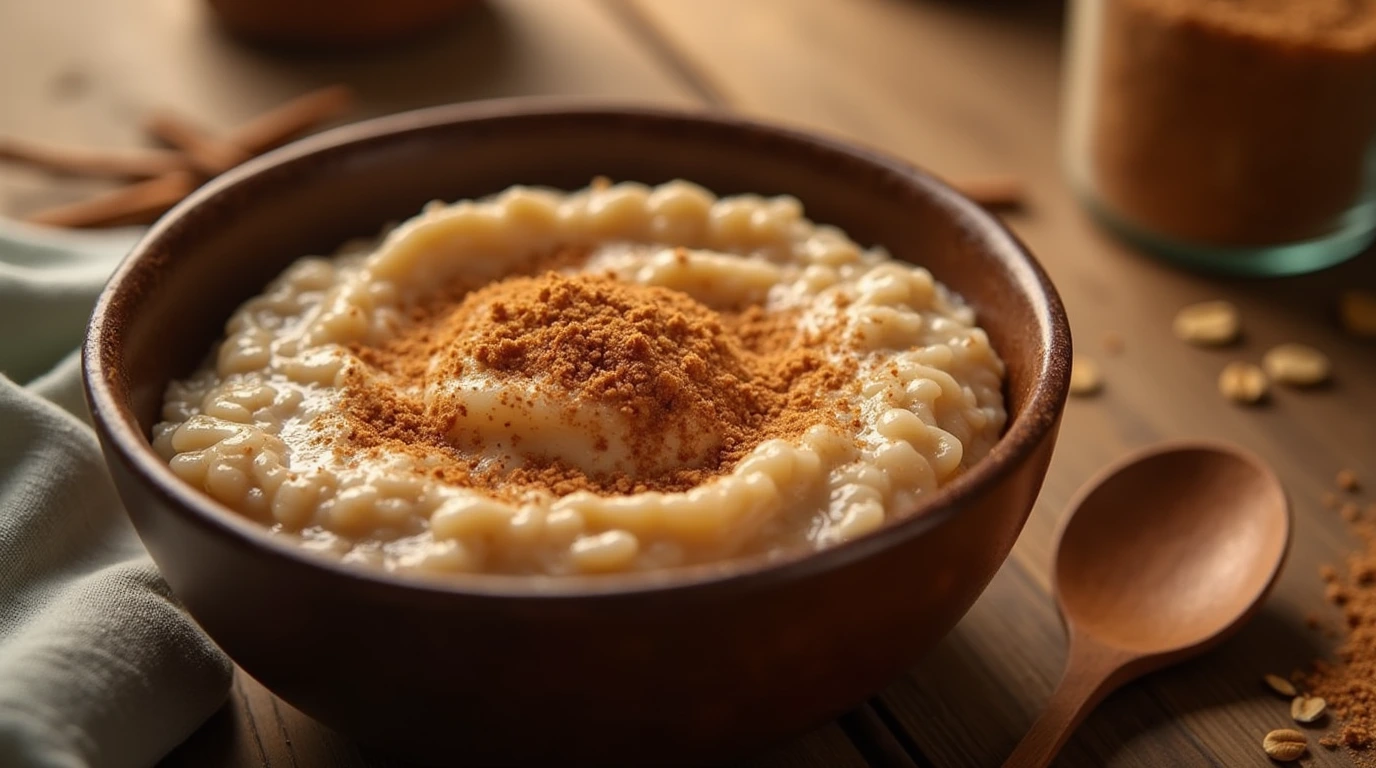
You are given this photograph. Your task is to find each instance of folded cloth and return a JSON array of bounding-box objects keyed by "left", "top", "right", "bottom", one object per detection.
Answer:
[{"left": 0, "top": 219, "right": 233, "bottom": 768}]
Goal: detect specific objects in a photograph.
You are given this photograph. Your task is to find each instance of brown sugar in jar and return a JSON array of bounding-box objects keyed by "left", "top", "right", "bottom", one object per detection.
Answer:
[{"left": 1065, "top": 0, "right": 1376, "bottom": 272}]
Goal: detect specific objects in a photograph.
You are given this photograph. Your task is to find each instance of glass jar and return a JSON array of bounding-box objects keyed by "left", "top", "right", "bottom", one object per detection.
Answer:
[{"left": 1063, "top": 0, "right": 1376, "bottom": 276}]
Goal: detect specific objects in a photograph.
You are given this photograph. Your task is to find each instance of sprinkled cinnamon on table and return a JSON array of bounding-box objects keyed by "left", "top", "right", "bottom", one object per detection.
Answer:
[{"left": 1303, "top": 501, "right": 1376, "bottom": 761}]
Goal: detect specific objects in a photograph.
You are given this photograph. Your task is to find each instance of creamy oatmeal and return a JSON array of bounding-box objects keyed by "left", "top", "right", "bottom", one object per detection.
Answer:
[{"left": 154, "top": 180, "right": 1006, "bottom": 576}]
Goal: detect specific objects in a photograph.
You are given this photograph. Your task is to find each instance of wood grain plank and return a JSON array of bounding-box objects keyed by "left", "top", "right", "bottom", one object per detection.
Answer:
[
  {"left": 601, "top": 0, "right": 732, "bottom": 107},
  {"left": 838, "top": 704, "right": 923, "bottom": 768},
  {"left": 629, "top": 0, "right": 1374, "bottom": 765},
  {"left": 159, "top": 674, "right": 399, "bottom": 768},
  {"left": 624, "top": 0, "right": 1064, "bottom": 179}
]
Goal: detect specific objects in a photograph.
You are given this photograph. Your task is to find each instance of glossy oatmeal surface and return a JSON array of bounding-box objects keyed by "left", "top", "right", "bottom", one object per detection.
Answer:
[{"left": 154, "top": 180, "right": 1006, "bottom": 576}]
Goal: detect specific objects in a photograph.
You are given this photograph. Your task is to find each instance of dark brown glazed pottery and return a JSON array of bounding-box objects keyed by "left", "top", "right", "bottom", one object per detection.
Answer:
[
  {"left": 205, "top": 0, "right": 481, "bottom": 49},
  {"left": 83, "top": 101, "right": 1071, "bottom": 767}
]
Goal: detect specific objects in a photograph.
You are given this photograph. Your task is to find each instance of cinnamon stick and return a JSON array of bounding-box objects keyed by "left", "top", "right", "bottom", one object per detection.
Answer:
[
  {"left": 145, "top": 111, "right": 251, "bottom": 176},
  {"left": 227, "top": 85, "right": 356, "bottom": 155},
  {"left": 951, "top": 175, "right": 1026, "bottom": 210},
  {"left": 0, "top": 136, "right": 189, "bottom": 179},
  {"left": 24, "top": 171, "right": 198, "bottom": 228},
  {"left": 9, "top": 85, "right": 356, "bottom": 229}
]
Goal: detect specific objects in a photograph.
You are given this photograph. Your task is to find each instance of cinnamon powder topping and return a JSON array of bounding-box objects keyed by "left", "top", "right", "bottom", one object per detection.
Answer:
[{"left": 342, "top": 267, "right": 857, "bottom": 498}]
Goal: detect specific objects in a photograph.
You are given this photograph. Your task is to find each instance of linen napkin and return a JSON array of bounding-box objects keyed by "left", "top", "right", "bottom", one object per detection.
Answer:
[{"left": 0, "top": 219, "right": 233, "bottom": 768}]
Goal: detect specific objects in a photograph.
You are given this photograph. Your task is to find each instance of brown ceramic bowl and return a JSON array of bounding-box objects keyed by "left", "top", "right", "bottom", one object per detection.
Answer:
[
  {"left": 205, "top": 0, "right": 481, "bottom": 49},
  {"left": 84, "top": 102, "right": 1070, "bottom": 767}
]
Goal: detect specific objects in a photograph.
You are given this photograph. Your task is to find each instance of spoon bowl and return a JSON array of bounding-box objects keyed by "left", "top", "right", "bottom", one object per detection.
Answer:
[
  {"left": 1004, "top": 440, "right": 1290, "bottom": 768},
  {"left": 1056, "top": 442, "right": 1290, "bottom": 656}
]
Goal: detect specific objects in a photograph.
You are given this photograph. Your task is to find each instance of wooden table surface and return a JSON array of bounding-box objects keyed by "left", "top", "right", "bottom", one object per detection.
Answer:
[{"left": 4, "top": 1, "right": 1374, "bottom": 766}]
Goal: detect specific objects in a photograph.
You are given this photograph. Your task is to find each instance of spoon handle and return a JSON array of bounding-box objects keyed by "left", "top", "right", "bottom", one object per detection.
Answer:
[{"left": 1002, "top": 633, "right": 1134, "bottom": 768}]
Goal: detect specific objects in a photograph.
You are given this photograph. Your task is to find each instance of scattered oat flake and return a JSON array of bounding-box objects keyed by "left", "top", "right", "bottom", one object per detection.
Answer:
[
  {"left": 1102, "top": 331, "right": 1125, "bottom": 356},
  {"left": 1262, "top": 343, "right": 1331, "bottom": 387},
  {"left": 1265, "top": 673, "right": 1299, "bottom": 697},
  {"left": 1069, "top": 358, "right": 1102, "bottom": 396},
  {"left": 1292, "top": 695, "right": 1327, "bottom": 723},
  {"left": 1340, "top": 290, "right": 1376, "bottom": 338},
  {"left": 1342, "top": 502, "right": 1362, "bottom": 523},
  {"left": 1263, "top": 728, "right": 1307, "bottom": 761},
  {"left": 1173, "top": 300, "right": 1240, "bottom": 346},
  {"left": 1219, "top": 361, "right": 1268, "bottom": 404},
  {"left": 1339, "top": 469, "right": 1361, "bottom": 493}
]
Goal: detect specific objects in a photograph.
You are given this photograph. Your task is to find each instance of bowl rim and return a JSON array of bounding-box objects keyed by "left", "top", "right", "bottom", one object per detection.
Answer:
[{"left": 83, "top": 98, "right": 1072, "bottom": 599}]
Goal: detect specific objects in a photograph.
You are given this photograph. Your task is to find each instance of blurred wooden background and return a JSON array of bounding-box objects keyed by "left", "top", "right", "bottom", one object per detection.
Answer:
[{"left": 3, "top": 0, "right": 1373, "bottom": 765}]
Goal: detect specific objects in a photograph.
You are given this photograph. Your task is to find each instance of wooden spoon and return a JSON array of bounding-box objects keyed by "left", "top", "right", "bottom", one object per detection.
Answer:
[{"left": 1003, "top": 441, "right": 1290, "bottom": 768}]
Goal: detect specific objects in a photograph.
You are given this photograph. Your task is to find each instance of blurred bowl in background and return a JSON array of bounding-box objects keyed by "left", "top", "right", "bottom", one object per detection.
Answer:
[{"left": 205, "top": 0, "right": 482, "bottom": 49}]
